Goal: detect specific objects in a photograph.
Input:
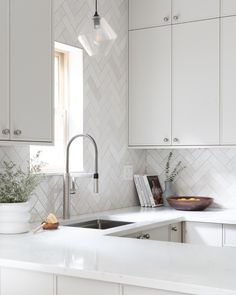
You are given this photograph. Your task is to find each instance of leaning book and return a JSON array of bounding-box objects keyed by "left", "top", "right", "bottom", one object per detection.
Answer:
[{"left": 143, "top": 175, "right": 163, "bottom": 207}]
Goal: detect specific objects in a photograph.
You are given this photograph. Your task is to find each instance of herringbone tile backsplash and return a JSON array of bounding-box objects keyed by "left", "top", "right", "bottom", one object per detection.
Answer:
[
  {"left": 1, "top": 1, "right": 236, "bottom": 222},
  {"left": 146, "top": 149, "right": 236, "bottom": 208}
]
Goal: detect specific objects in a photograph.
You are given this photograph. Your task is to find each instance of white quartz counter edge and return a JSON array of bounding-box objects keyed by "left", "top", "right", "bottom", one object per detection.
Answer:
[{"left": 0, "top": 255, "right": 235, "bottom": 295}]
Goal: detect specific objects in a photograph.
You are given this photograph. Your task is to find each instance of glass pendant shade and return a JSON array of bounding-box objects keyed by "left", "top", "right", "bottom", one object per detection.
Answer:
[{"left": 78, "top": 2, "right": 117, "bottom": 57}]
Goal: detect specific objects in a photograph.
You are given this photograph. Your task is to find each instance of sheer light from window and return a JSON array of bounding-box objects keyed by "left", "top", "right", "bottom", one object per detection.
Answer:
[{"left": 30, "top": 42, "right": 83, "bottom": 173}]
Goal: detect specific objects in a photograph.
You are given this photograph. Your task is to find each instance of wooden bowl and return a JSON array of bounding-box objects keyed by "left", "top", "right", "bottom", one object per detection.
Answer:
[
  {"left": 167, "top": 196, "right": 213, "bottom": 211},
  {"left": 42, "top": 222, "right": 59, "bottom": 230}
]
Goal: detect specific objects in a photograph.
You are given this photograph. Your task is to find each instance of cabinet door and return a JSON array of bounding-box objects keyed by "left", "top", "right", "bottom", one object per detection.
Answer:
[
  {"left": 221, "top": 17, "right": 236, "bottom": 144},
  {"left": 124, "top": 285, "right": 188, "bottom": 295},
  {"left": 129, "top": 0, "right": 171, "bottom": 30},
  {"left": 57, "top": 276, "right": 120, "bottom": 295},
  {"left": 172, "top": 20, "right": 219, "bottom": 146},
  {"left": 221, "top": 0, "right": 236, "bottom": 17},
  {"left": 144, "top": 225, "right": 169, "bottom": 241},
  {"left": 223, "top": 224, "right": 236, "bottom": 247},
  {"left": 169, "top": 223, "right": 182, "bottom": 243},
  {"left": 172, "top": 0, "right": 220, "bottom": 23},
  {"left": 184, "top": 222, "right": 222, "bottom": 247},
  {"left": 1, "top": 268, "right": 54, "bottom": 295},
  {"left": 10, "top": 0, "right": 53, "bottom": 143},
  {"left": 0, "top": 0, "right": 10, "bottom": 141},
  {"left": 129, "top": 26, "right": 171, "bottom": 146}
]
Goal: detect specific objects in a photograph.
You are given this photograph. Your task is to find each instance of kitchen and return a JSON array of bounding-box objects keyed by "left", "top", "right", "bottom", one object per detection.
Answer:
[{"left": 0, "top": 0, "right": 236, "bottom": 294}]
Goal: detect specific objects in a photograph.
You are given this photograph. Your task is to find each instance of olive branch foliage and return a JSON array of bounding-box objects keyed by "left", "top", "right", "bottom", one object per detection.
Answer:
[
  {"left": 0, "top": 151, "right": 43, "bottom": 203},
  {"left": 165, "top": 152, "right": 186, "bottom": 182}
]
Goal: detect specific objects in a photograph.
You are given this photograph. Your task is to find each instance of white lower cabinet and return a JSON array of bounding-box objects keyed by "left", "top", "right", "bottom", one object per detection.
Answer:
[
  {"left": 223, "top": 224, "right": 236, "bottom": 247},
  {"left": 1, "top": 268, "right": 54, "bottom": 295},
  {"left": 184, "top": 222, "right": 223, "bottom": 247},
  {"left": 57, "top": 276, "right": 120, "bottom": 295},
  {"left": 123, "top": 223, "right": 182, "bottom": 243},
  {"left": 123, "top": 285, "right": 188, "bottom": 295}
]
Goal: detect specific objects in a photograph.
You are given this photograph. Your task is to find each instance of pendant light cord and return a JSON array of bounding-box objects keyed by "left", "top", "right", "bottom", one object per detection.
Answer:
[{"left": 94, "top": 0, "right": 99, "bottom": 17}]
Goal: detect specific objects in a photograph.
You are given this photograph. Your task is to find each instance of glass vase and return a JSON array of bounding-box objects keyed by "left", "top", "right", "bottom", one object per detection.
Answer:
[{"left": 162, "top": 181, "right": 176, "bottom": 206}]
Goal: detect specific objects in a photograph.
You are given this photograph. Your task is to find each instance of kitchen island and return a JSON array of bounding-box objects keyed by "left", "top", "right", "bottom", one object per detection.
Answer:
[{"left": 0, "top": 207, "right": 236, "bottom": 295}]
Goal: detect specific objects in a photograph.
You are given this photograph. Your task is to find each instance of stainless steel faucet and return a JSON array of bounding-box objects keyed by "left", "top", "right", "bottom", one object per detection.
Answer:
[{"left": 63, "top": 134, "right": 99, "bottom": 219}]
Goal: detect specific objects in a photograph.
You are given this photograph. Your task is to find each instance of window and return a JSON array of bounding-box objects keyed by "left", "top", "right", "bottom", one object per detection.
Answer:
[{"left": 30, "top": 42, "right": 83, "bottom": 173}]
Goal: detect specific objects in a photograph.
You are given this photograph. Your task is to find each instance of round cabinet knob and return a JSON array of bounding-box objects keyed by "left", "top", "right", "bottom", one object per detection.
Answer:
[
  {"left": 173, "top": 138, "right": 179, "bottom": 143},
  {"left": 173, "top": 15, "right": 179, "bottom": 21},
  {"left": 143, "top": 233, "right": 150, "bottom": 240},
  {"left": 171, "top": 226, "right": 178, "bottom": 232},
  {"left": 163, "top": 138, "right": 169, "bottom": 143},
  {"left": 136, "top": 233, "right": 150, "bottom": 240},
  {"left": 2, "top": 129, "right": 10, "bottom": 135},
  {"left": 163, "top": 16, "right": 169, "bottom": 22},
  {"left": 14, "top": 129, "right": 22, "bottom": 136}
]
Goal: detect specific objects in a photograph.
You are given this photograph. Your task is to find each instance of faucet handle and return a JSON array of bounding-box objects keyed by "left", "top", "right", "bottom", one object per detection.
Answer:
[
  {"left": 70, "top": 177, "right": 76, "bottom": 194},
  {"left": 94, "top": 173, "right": 99, "bottom": 194}
]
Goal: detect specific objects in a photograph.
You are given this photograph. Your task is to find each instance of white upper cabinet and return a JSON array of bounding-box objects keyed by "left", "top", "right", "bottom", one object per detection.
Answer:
[
  {"left": 10, "top": 0, "right": 53, "bottom": 142},
  {"left": 129, "top": 26, "right": 171, "bottom": 146},
  {"left": 129, "top": 0, "right": 171, "bottom": 30},
  {"left": 172, "top": 19, "right": 219, "bottom": 146},
  {"left": 0, "top": 0, "right": 10, "bottom": 141},
  {"left": 221, "top": 0, "right": 236, "bottom": 17},
  {"left": 221, "top": 16, "right": 236, "bottom": 144},
  {"left": 172, "top": 0, "right": 220, "bottom": 23}
]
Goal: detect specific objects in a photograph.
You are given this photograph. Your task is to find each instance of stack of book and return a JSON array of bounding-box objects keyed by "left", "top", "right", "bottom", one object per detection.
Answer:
[{"left": 134, "top": 175, "right": 163, "bottom": 207}]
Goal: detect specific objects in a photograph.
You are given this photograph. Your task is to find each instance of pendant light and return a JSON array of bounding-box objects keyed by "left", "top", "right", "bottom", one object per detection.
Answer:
[{"left": 78, "top": 0, "right": 117, "bottom": 57}]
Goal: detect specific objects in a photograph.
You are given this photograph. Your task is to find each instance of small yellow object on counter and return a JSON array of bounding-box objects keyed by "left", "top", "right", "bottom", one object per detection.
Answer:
[
  {"left": 32, "top": 213, "right": 59, "bottom": 233},
  {"left": 45, "top": 213, "right": 58, "bottom": 224},
  {"left": 177, "top": 198, "right": 201, "bottom": 202}
]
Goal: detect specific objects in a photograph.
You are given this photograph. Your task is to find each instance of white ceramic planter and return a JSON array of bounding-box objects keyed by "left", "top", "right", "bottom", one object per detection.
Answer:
[{"left": 0, "top": 202, "right": 30, "bottom": 234}]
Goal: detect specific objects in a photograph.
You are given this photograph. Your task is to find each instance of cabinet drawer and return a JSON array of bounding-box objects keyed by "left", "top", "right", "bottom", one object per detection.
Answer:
[
  {"left": 129, "top": 0, "right": 171, "bottom": 30},
  {"left": 57, "top": 276, "right": 120, "bottom": 295},
  {"left": 223, "top": 224, "right": 236, "bottom": 247},
  {"left": 1, "top": 268, "right": 54, "bottom": 295},
  {"left": 172, "top": 0, "right": 220, "bottom": 23},
  {"left": 124, "top": 285, "right": 188, "bottom": 295},
  {"left": 221, "top": 0, "right": 236, "bottom": 17}
]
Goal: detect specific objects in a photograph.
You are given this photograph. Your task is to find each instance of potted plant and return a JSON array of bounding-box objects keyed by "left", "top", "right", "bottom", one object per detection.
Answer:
[
  {"left": 163, "top": 152, "right": 186, "bottom": 206},
  {"left": 0, "top": 153, "right": 42, "bottom": 234}
]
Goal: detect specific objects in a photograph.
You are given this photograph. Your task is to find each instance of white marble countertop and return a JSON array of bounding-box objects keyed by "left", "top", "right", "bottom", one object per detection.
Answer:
[{"left": 1, "top": 206, "right": 236, "bottom": 295}]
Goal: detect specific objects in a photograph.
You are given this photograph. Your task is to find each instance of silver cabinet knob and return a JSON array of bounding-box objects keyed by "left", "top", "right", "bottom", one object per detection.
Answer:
[
  {"left": 171, "top": 226, "right": 178, "bottom": 232},
  {"left": 173, "top": 15, "right": 179, "bottom": 21},
  {"left": 143, "top": 233, "right": 150, "bottom": 239},
  {"left": 163, "top": 17, "right": 169, "bottom": 22},
  {"left": 136, "top": 233, "right": 150, "bottom": 240},
  {"left": 163, "top": 138, "right": 169, "bottom": 143},
  {"left": 2, "top": 129, "right": 10, "bottom": 135},
  {"left": 173, "top": 138, "right": 179, "bottom": 143},
  {"left": 14, "top": 129, "right": 22, "bottom": 136}
]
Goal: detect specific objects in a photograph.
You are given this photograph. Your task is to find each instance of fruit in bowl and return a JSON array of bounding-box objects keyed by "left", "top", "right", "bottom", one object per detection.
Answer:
[{"left": 167, "top": 196, "right": 213, "bottom": 211}]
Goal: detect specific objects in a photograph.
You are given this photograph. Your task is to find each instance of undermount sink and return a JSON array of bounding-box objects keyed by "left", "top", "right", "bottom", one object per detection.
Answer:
[{"left": 64, "top": 219, "right": 134, "bottom": 230}]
